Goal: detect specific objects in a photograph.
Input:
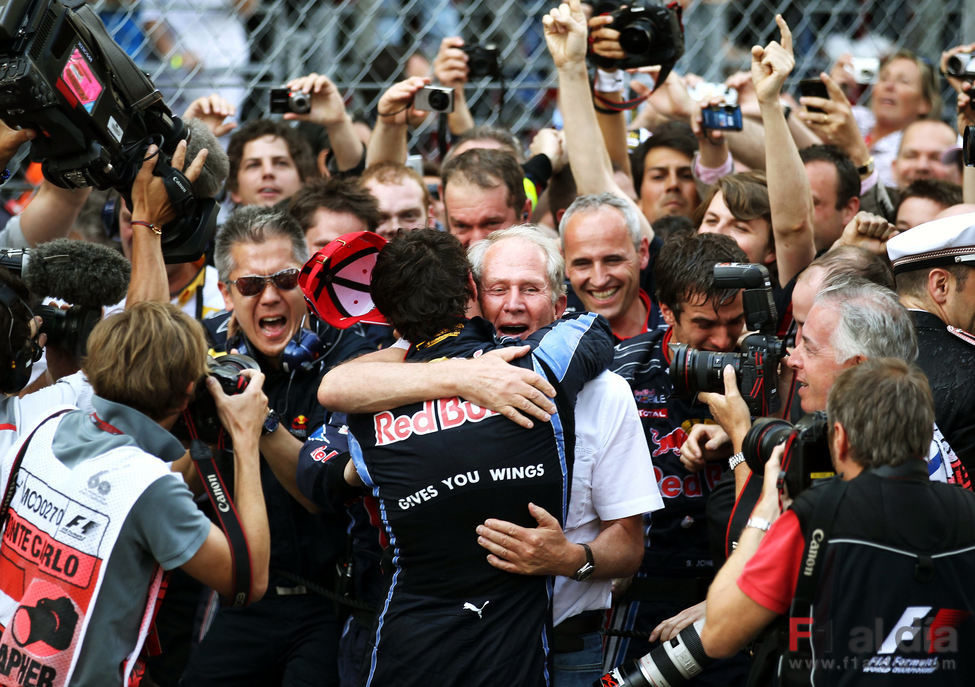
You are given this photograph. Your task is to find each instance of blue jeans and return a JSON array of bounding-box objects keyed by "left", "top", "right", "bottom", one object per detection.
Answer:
[{"left": 552, "top": 630, "right": 603, "bottom": 687}]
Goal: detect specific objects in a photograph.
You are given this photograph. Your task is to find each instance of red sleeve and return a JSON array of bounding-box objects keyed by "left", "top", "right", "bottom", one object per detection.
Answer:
[{"left": 736, "top": 510, "right": 805, "bottom": 615}]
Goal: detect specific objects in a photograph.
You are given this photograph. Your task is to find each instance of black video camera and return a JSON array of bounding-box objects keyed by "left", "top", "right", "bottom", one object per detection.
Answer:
[
  {"left": 742, "top": 412, "right": 834, "bottom": 498},
  {"left": 464, "top": 43, "right": 501, "bottom": 79},
  {"left": 669, "top": 263, "right": 787, "bottom": 416},
  {"left": 0, "top": 0, "right": 216, "bottom": 263},
  {"left": 591, "top": 1, "right": 684, "bottom": 83},
  {"left": 175, "top": 354, "right": 260, "bottom": 445}
]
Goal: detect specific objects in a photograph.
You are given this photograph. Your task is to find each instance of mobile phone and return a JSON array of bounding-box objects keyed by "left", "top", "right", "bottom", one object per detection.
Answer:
[
  {"left": 701, "top": 104, "right": 743, "bottom": 131},
  {"left": 798, "top": 79, "right": 829, "bottom": 113}
]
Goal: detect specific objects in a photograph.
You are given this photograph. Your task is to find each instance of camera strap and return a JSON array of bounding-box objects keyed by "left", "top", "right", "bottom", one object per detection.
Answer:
[
  {"left": 777, "top": 479, "right": 848, "bottom": 687},
  {"left": 187, "top": 438, "right": 253, "bottom": 607},
  {"left": 0, "top": 409, "right": 72, "bottom": 532}
]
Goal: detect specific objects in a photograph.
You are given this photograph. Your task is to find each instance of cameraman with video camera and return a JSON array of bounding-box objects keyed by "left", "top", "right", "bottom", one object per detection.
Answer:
[{"left": 698, "top": 357, "right": 975, "bottom": 685}]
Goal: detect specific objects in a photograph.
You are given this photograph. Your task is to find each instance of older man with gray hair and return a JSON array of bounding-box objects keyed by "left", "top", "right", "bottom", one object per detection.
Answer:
[{"left": 318, "top": 224, "right": 661, "bottom": 685}]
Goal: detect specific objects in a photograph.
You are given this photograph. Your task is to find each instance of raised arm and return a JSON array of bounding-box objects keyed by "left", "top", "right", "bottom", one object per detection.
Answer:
[
  {"left": 285, "top": 73, "right": 364, "bottom": 173},
  {"left": 752, "top": 15, "right": 815, "bottom": 286},
  {"left": 127, "top": 141, "right": 208, "bottom": 305},
  {"left": 318, "top": 345, "right": 557, "bottom": 429},
  {"left": 364, "top": 76, "right": 430, "bottom": 167},
  {"left": 433, "top": 37, "right": 476, "bottom": 135},
  {"left": 544, "top": 0, "right": 653, "bottom": 241}
]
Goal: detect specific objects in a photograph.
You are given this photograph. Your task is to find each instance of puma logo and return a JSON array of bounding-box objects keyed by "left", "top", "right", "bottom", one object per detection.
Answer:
[{"left": 463, "top": 601, "right": 489, "bottom": 619}]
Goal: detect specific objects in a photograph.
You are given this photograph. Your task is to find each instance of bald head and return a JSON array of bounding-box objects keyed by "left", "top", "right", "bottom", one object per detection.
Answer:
[{"left": 892, "top": 120, "right": 961, "bottom": 187}]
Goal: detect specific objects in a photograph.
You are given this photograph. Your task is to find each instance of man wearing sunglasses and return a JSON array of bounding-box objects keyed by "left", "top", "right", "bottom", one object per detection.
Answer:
[{"left": 182, "top": 206, "right": 348, "bottom": 686}]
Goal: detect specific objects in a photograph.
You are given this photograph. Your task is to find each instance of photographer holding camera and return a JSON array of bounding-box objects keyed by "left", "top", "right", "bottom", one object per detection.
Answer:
[
  {"left": 0, "top": 301, "right": 270, "bottom": 687},
  {"left": 699, "top": 357, "right": 975, "bottom": 685},
  {"left": 603, "top": 231, "right": 750, "bottom": 683}
]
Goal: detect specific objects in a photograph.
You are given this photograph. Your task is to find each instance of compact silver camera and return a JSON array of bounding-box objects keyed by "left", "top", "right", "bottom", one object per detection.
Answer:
[{"left": 414, "top": 86, "right": 454, "bottom": 113}]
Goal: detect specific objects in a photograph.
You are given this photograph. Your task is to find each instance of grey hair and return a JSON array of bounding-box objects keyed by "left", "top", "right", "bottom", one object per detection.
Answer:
[
  {"left": 559, "top": 193, "right": 643, "bottom": 252},
  {"left": 827, "top": 358, "right": 934, "bottom": 469},
  {"left": 185, "top": 118, "right": 230, "bottom": 198},
  {"left": 814, "top": 277, "right": 918, "bottom": 364},
  {"left": 214, "top": 206, "right": 309, "bottom": 282},
  {"left": 467, "top": 224, "right": 566, "bottom": 306}
]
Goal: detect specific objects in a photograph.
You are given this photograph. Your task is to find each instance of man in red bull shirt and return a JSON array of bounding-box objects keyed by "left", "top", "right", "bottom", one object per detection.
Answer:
[{"left": 604, "top": 232, "right": 750, "bottom": 685}]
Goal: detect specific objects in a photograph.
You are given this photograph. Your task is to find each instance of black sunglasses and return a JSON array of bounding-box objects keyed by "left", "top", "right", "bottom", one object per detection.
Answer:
[{"left": 228, "top": 268, "right": 300, "bottom": 297}]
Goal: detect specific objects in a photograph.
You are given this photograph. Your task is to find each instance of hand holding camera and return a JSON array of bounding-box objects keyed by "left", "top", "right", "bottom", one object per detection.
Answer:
[
  {"left": 434, "top": 37, "right": 470, "bottom": 88},
  {"left": 278, "top": 72, "right": 349, "bottom": 127},
  {"left": 697, "top": 365, "right": 753, "bottom": 453},
  {"left": 207, "top": 366, "right": 268, "bottom": 446},
  {"left": 376, "top": 76, "right": 431, "bottom": 124},
  {"left": 0, "top": 118, "right": 35, "bottom": 170},
  {"left": 940, "top": 42, "right": 975, "bottom": 94},
  {"left": 130, "top": 141, "right": 208, "bottom": 229}
]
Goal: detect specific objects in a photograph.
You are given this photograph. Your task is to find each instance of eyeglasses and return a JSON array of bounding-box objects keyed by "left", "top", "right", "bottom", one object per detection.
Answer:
[{"left": 228, "top": 268, "right": 300, "bottom": 297}]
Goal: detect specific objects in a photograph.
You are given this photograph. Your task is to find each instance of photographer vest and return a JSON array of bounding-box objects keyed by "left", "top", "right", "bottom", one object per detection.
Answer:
[
  {"left": 776, "top": 465, "right": 975, "bottom": 686},
  {"left": 0, "top": 410, "right": 174, "bottom": 687}
]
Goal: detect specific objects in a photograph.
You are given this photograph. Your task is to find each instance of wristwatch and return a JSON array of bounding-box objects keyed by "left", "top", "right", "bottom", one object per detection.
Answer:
[
  {"left": 262, "top": 408, "right": 280, "bottom": 436},
  {"left": 572, "top": 543, "right": 595, "bottom": 582},
  {"left": 746, "top": 516, "right": 772, "bottom": 532},
  {"left": 728, "top": 452, "right": 746, "bottom": 470}
]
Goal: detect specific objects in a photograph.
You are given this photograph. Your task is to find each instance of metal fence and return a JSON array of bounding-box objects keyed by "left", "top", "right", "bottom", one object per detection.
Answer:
[{"left": 82, "top": 0, "right": 975, "bottom": 153}]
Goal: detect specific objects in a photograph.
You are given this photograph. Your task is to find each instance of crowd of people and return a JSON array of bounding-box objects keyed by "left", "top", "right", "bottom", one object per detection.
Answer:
[{"left": 0, "top": 0, "right": 973, "bottom": 685}]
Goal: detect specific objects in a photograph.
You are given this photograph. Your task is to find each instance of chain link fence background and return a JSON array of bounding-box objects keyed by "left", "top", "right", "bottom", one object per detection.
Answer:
[{"left": 85, "top": 0, "right": 975, "bottom": 154}]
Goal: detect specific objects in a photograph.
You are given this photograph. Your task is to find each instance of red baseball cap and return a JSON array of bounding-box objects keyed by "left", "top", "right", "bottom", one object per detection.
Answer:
[{"left": 299, "top": 231, "right": 388, "bottom": 329}]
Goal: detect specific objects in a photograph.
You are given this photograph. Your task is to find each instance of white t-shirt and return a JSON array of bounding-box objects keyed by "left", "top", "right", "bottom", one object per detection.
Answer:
[{"left": 553, "top": 370, "right": 663, "bottom": 626}]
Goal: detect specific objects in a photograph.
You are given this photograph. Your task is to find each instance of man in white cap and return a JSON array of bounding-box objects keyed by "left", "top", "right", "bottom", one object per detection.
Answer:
[{"left": 887, "top": 211, "right": 975, "bottom": 473}]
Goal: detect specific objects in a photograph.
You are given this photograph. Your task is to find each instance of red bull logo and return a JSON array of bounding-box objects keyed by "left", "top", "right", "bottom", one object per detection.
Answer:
[{"left": 650, "top": 427, "right": 687, "bottom": 458}]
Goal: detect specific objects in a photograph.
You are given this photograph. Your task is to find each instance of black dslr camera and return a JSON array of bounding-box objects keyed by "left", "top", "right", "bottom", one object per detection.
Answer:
[
  {"left": 464, "top": 42, "right": 501, "bottom": 79},
  {"left": 591, "top": 1, "right": 684, "bottom": 82},
  {"left": 743, "top": 412, "right": 834, "bottom": 498},
  {"left": 175, "top": 354, "right": 260, "bottom": 444},
  {"left": 669, "top": 263, "right": 787, "bottom": 416},
  {"left": 0, "top": 0, "right": 216, "bottom": 263}
]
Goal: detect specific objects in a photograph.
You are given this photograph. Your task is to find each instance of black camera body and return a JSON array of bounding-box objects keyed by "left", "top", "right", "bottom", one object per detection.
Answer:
[
  {"left": 269, "top": 87, "right": 311, "bottom": 115},
  {"left": 36, "top": 303, "right": 99, "bottom": 358},
  {"left": 592, "top": 2, "right": 684, "bottom": 78},
  {"left": 464, "top": 43, "right": 501, "bottom": 79},
  {"left": 175, "top": 354, "right": 260, "bottom": 444},
  {"left": 743, "top": 412, "right": 834, "bottom": 498},
  {"left": 0, "top": 0, "right": 216, "bottom": 263},
  {"left": 669, "top": 263, "right": 786, "bottom": 416}
]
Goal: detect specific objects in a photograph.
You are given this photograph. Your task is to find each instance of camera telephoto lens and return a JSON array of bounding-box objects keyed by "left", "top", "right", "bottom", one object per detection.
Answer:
[
  {"left": 595, "top": 619, "right": 711, "bottom": 687},
  {"left": 619, "top": 19, "right": 654, "bottom": 56},
  {"left": 742, "top": 417, "right": 794, "bottom": 475},
  {"left": 669, "top": 343, "right": 743, "bottom": 399}
]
